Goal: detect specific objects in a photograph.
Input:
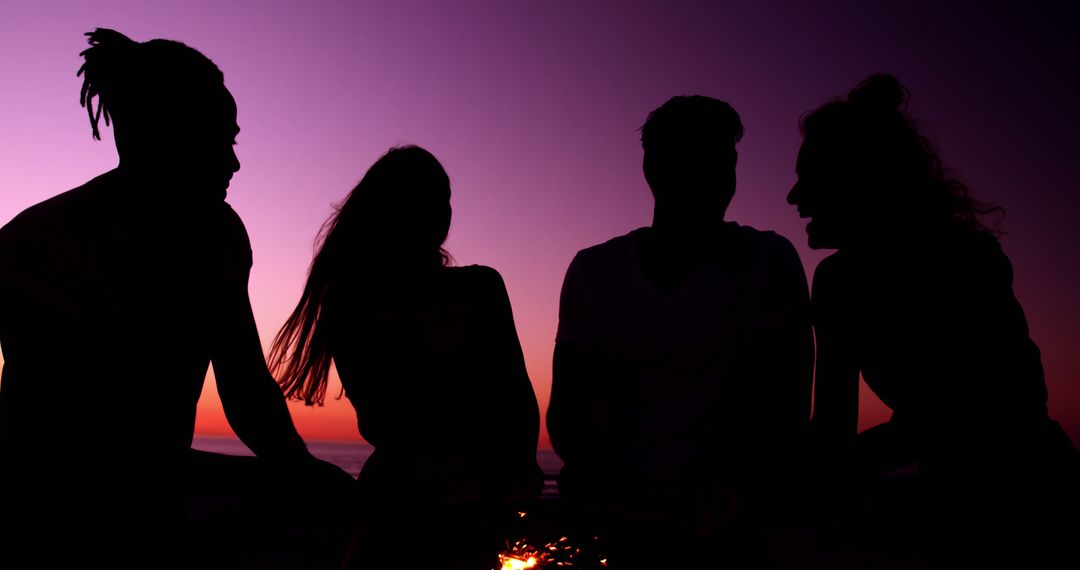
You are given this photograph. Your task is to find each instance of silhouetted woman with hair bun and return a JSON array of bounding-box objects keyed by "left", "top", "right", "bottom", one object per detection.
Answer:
[
  {"left": 269, "top": 145, "right": 542, "bottom": 569},
  {"left": 788, "top": 74, "right": 1078, "bottom": 565}
]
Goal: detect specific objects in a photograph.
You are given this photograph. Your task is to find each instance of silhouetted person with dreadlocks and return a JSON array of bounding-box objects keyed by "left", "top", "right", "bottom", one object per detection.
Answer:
[
  {"left": 548, "top": 96, "right": 814, "bottom": 569},
  {"left": 0, "top": 29, "right": 345, "bottom": 567},
  {"left": 790, "top": 74, "right": 1080, "bottom": 566},
  {"left": 268, "top": 145, "right": 542, "bottom": 570}
]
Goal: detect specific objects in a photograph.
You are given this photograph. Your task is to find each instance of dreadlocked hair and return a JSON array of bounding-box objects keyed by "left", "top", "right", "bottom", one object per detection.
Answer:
[{"left": 76, "top": 28, "right": 224, "bottom": 140}]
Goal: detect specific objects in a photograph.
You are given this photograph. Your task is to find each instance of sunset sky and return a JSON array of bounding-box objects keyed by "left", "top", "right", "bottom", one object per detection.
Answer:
[{"left": 1, "top": 0, "right": 1077, "bottom": 449}]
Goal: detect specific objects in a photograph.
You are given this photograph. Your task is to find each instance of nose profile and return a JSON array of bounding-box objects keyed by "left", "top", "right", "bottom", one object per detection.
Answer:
[{"left": 787, "top": 181, "right": 800, "bottom": 205}]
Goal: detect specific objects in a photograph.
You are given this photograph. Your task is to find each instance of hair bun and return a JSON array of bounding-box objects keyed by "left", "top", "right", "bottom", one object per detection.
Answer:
[
  {"left": 848, "top": 73, "right": 907, "bottom": 112},
  {"left": 83, "top": 28, "right": 138, "bottom": 51}
]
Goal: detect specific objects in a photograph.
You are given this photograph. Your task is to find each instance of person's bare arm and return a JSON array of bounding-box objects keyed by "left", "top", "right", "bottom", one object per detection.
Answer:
[
  {"left": 484, "top": 267, "right": 541, "bottom": 455},
  {"left": 809, "top": 254, "right": 860, "bottom": 445},
  {"left": 206, "top": 208, "right": 314, "bottom": 464},
  {"left": 805, "top": 250, "right": 867, "bottom": 517},
  {"left": 212, "top": 259, "right": 311, "bottom": 462},
  {"left": 548, "top": 340, "right": 607, "bottom": 466},
  {"left": 547, "top": 255, "right": 607, "bottom": 468},
  {"left": 212, "top": 272, "right": 358, "bottom": 499},
  {"left": 209, "top": 212, "right": 356, "bottom": 495}
]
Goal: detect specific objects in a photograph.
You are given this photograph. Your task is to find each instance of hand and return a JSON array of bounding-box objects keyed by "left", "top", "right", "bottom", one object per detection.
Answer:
[
  {"left": 300, "top": 456, "right": 356, "bottom": 491},
  {"left": 265, "top": 453, "right": 356, "bottom": 495}
]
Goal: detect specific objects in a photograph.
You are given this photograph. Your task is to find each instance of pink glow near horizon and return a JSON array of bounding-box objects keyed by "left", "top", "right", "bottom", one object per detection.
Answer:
[{"left": 1, "top": 1, "right": 1077, "bottom": 448}]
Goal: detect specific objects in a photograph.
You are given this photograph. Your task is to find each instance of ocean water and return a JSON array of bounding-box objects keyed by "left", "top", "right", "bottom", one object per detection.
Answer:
[{"left": 192, "top": 436, "right": 564, "bottom": 497}]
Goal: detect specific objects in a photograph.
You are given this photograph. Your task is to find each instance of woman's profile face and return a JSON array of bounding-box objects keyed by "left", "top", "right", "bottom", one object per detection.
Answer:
[{"left": 787, "top": 137, "right": 863, "bottom": 250}]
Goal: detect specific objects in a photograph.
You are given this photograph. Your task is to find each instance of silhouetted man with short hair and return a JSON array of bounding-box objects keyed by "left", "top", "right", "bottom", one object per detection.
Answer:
[
  {"left": 548, "top": 96, "right": 813, "bottom": 568},
  {"left": 0, "top": 29, "right": 342, "bottom": 566}
]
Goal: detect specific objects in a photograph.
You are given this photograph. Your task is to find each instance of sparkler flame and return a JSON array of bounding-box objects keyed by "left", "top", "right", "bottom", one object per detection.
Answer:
[
  {"left": 498, "top": 536, "right": 550, "bottom": 570},
  {"left": 497, "top": 513, "right": 605, "bottom": 569},
  {"left": 499, "top": 555, "right": 539, "bottom": 570}
]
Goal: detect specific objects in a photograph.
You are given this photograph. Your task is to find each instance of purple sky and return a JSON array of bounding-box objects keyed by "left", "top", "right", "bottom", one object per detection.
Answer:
[{"left": 1, "top": 0, "right": 1077, "bottom": 447}]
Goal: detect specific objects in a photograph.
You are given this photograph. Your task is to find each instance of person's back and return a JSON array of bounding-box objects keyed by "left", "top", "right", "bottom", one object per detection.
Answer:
[
  {"left": 557, "top": 224, "right": 805, "bottom": 485},
  {"left": 548, "top": 96, "right": 813, "bottom": 568},
  {"left": 0, "top": 30, "right": 333, "bottom": 567},
  {"left": 820, "top": 229, "right": 1052, "bottom": 438},
  {"left": 330, "top": 264, "right": 540, "bottom": 503},
  {"left": 269, "top": 146, "right": 541, "bottom": 570},
  {"left": 0, "top": 172, "right": 249, "bottom": 476}
]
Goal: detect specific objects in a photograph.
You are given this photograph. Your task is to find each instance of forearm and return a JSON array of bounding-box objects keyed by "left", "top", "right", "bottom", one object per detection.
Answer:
[
  {"left": 491, "top": 364, "right": 541, "bottom": 459},
  {"left": 218, "top": 368, "right": 310, "bottom": 461},
  {"left": 548, "top": 389, "right": 609, "bottom": 468},
  {"left": 218, "top": 369, "right": 353, "bottom": 495},
  {"left": 548, "top": 344, "right": 607, "bottom": 465}
]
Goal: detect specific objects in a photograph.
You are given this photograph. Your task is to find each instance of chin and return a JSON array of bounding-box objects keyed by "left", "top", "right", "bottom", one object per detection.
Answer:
[
  {"left": 207, "top": 177, "right": 232, "bottom": 193},
  {"left": 186, "top": 181, "right": 229, "bottom": 201}
]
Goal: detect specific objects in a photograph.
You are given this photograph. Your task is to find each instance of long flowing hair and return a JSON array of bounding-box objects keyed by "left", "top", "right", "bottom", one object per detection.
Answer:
[
  {"left": 801, "top": 74, "right": 1004, "bottom": 236},
  {"left": 268, "top": 146, "right": 452, "bottom": 405}
]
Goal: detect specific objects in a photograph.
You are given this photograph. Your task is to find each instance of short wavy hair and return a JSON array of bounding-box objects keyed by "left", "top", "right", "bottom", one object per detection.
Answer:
[{"left": 640, "top": 95, "right": 744, "bottom": 153}]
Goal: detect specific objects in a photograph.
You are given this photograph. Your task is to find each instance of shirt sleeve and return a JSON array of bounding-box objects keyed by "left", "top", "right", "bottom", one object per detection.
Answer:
[{"left": 554, "top": 252, "right": 595, "bottom": 346}]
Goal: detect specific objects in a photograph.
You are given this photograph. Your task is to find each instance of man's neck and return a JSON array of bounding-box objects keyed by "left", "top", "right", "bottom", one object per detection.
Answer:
[{"left": 650, "top": 204, "right": 728, "bottom": 250}]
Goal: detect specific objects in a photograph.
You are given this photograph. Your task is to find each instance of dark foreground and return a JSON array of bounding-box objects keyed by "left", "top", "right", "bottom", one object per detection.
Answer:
[{"left": 186, "top": 450, "right": 922, "bottom": 570}]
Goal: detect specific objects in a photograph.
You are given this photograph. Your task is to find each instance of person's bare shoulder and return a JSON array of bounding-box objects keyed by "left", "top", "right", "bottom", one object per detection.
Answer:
[
  {"left": 451, "top": 264, "right": 508, "bottom": 297},
  {"left": 0, "top": 172, "right": 115, "bottom": 259},
  {"left": 574, "top": 230, "right": 640, "bottom": 264},
  {"left": 811, "top": 251, "right": 856, "bottom": 322},
  {"left": 728, "top": 223, "right": 799, "bottom": 257}
]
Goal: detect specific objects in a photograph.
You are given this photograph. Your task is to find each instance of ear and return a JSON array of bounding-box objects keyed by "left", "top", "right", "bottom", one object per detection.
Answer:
[{"left": 642, "top": 152, "right": 659, "bottom": 195}]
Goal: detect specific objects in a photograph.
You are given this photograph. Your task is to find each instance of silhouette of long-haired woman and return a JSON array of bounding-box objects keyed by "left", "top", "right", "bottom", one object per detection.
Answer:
[
  {"left": 269, "top": 145, "right": 542, "bottom": 569},
  {"left": 788, "top": 74, "right": 1079, "bottom": 565}
]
